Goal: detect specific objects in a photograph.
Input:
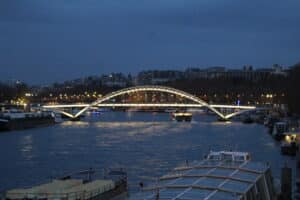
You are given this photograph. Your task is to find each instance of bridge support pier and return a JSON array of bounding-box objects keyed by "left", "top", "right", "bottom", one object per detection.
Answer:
[
  {"left": 69, "top": 116, "right": 82, "bottom": 121},
  {"left": 217, "top": 117, "right": 230, "bottom": 122}
]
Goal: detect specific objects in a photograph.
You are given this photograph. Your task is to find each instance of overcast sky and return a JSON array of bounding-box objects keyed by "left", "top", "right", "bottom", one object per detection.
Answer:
[{"left": 0, "top": 0, "right": 299, "bottom": 84}]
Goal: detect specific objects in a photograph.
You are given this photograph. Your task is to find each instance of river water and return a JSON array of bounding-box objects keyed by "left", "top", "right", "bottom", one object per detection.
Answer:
[{"left": 0, "top": 112, "right": 297, "bottom": 193}]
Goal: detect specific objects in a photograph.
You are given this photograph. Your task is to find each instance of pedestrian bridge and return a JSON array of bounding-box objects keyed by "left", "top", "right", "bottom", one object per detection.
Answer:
[{"left": 43, "top": 85, "right": 257, "bottom": 120}]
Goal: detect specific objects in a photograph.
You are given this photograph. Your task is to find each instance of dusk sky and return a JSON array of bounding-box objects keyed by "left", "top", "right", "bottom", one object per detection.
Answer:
[{"left": 0, "top": 0, "right": 299, "bottom": 84}]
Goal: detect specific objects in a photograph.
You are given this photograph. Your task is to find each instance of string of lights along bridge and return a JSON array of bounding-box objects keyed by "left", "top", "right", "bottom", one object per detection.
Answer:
[{"left": 43, "top": 85, "right": 258, "bottom": 120}]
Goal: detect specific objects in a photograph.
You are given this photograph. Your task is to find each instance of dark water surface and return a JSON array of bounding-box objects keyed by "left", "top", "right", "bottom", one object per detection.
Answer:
[{"left": 0, "top": 112, "right": 296, "bottom": 193}]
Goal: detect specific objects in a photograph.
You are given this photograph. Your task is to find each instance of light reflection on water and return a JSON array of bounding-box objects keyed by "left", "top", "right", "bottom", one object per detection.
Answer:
[{"left": 0, "top": 112, "right": 296, "bottom": 193}]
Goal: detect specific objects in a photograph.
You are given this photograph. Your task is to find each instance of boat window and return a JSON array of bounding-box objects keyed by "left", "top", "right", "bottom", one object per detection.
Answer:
[
  {"left": 208, "top": 155, "right": 220, "bottom": 160},
  {"left": 196, "top": 177, "right": 224, "bottom": 188},
  {"left": 234, "top": 155, "right": 245, "bottom": 161},
  {"left": 232, "top": 171, "right": 258, "bottom": 182},
  {"left": 222, "top": 154, "right": 233, "bottom": 160},
  {"left": 209, "top": 191, "right": 240, "bottom": 200},
  {"left": 213, "top": 168, "right": 235, "bottom": 176},
  {"left": 186, "top": 168, "right": 210, "bottom": 176},
  {"left": 169, "top": 177, "right": 198, "bottom": 185},
  {"left": 180, "top": 188, "right": 212, "bottom": 199},
  {"left": 221, "top": 180, "right": 250, "bottom": 193}
]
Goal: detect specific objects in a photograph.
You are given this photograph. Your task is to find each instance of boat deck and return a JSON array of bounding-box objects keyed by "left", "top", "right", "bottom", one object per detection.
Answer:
[{"left": 128, "top": 151, "right": 275, "bottom": 200}]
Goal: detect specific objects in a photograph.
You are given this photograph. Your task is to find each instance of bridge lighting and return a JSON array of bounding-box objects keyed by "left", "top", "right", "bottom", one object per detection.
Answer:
[{"left": 43, "top": 86, "right": 256, "bottom": 120}]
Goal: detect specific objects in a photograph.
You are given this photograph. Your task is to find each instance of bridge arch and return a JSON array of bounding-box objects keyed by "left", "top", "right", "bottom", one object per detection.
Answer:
[{"left": 74, "top": 85, "right": 225, "bottom": 119}]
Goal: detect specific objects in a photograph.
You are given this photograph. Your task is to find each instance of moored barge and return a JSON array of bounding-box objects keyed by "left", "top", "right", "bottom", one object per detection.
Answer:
[
  {"left": 5, "top": 168, "right": 127, "bottom": 200},
  {"left": 0, "top": 112, "right": 55, "bottom": 131}
]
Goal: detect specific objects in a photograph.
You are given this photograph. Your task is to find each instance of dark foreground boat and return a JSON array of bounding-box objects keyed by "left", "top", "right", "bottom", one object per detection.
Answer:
[
  {"left": 5, "top": 168, "right": 127, "bottom": 200},
  {"left": 128, "top": 151, "right": 277, "bottom": 200},
  {"left": 272, "top": 122, "right": 289, "bottom": 141}
]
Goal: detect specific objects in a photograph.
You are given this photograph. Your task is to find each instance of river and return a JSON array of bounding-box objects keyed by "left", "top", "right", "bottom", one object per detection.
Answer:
[{"left": 0, "top": 111, "right": 296, "bottom": 193}]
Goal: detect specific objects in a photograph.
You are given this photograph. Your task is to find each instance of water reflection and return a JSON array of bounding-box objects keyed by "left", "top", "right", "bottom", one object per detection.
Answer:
[
  {"left": 60, "top": 121, "right": 90, "bottom": 127},
  {"left": 20, "top": 135, "right": 34, "bottom": 161}
]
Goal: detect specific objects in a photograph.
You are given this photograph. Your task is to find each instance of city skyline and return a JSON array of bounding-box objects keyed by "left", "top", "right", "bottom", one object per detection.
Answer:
[
  {"left": 1, "top": 64, "right": 289, "bottom": 86},
  {"left": 1, "top": 0, "right": 300, "bottom": 84}
]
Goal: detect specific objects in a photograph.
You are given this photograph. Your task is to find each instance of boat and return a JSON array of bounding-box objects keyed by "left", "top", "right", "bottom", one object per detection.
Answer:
[
  {"left": 5, "top": 168, "right": 127, "bottom": 200},
  {"left": 171, "top": 112, "right": 192, "bottom": 122},
  {"left": 165, "top": 109, "right": 176, "bottom": 113},
  {"left": 186, "top": 108, "right": 205, "bottom": 113},
  {"left": 128, "top": 151, "right": 277, "bottom": 200},
  {"left": 264, "top": 116, "right": 280, "bottom": 128},
  {"left": 53, "top": 113, "right": 63, "bottom": 123},
  {"left": 0, "top": 111, "right": 55, "bottom": 131},
  {"left": 281, "top": 133, "right": 299, "bottom": 156},
  {"left": 88, "top": 108, "right": 111, "bottom": 115},
  {"left": 272, "top": 122, "right": 289, "bottom": 141}
]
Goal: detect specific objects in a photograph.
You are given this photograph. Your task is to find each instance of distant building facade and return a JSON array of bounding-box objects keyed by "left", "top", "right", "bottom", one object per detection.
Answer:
[
  {"left": 137, "top": 70, "right": 184, "bottom": 85},
  {"left": 184, "top": 64, "right": 287, "bottom": 81},
  {"left": 101, "top": 73, "right": 129, "bottom": 87}
]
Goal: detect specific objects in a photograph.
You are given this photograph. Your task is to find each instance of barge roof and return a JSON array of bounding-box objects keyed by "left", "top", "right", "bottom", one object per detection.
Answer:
[
  {"left": 6, "top": 179, "right": 115, "bottom": 200},
  {"left": 129, "top": 151, "right": 275, "bottom": 200}
]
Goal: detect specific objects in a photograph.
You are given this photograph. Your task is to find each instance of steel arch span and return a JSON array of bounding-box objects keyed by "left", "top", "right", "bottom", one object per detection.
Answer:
[
  {"left": 73, "top": 85, "right": 225, "bottom": 118},
  {"left": 43, "top": 85, "right": 256, "bottom": 120}
]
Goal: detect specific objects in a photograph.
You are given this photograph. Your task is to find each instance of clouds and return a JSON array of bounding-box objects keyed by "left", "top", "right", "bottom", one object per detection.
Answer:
[{"left": 0, "top": 0, "right": 299, "bottom": 84}]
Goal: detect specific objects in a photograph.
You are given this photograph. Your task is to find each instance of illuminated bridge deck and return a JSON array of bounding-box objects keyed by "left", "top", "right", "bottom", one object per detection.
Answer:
[
  {"left": 128, "top": 151, "right": 276, "bottom": 200},
  {"left": 42, "top": 85, "right": 258, "bottom": 119}
]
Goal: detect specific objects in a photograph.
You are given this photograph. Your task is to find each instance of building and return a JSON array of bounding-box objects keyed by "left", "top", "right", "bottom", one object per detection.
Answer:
[
  {"left": 101, "top": 73, "right": 128, "bottom": 87},
  {"left": 137, "top": 70, "right": 184, "bottom": 85}
]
